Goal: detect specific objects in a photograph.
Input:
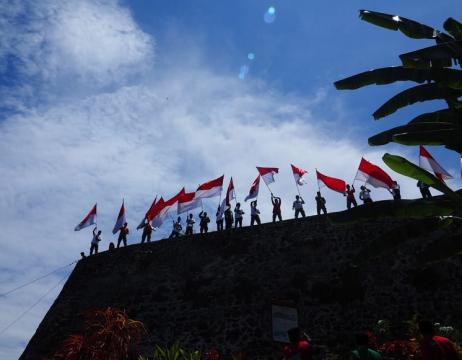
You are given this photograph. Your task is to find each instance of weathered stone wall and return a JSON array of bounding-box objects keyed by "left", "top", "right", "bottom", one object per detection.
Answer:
[{"left": 20, "top": 212, "right": 462, "bottom": 359}]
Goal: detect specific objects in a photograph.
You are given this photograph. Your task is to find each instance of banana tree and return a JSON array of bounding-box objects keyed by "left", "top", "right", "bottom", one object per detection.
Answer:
[{"left": 334, "top": 10, "right": 462, "bottom": 153}]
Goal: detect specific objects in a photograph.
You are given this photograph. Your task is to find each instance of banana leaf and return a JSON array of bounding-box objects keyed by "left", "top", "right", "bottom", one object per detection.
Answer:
[
  {"left": 373, "top": 83, "right": 462, "bottom": 120},
  {"left": 399, "top": 41, "right": 462, "bottom": 69},
  {"left": 359, "top": 10, "right": 453, "bottom": 42},
  {"left": 409, "top": 108, "right": 462, "bottom": 124},
  {"left": 382, "top": 153, "right": 458, "bottom": 197},
  {"left": 334, "top": 67, "right": 462, "bottom": 90},
  {"left": 368, "top": 122, "right": 456, "bottom": 146},
  {"left": 392, "top": 130, "right": 462, "bottom": 152},
  {"left": 444, "top": 18, "right": 462, "bottom": 41}
]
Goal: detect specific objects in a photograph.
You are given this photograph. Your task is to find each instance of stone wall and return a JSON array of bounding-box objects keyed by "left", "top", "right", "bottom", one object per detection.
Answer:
[{"left": 20, "top": 210, "right": 462, "bottom": 359}]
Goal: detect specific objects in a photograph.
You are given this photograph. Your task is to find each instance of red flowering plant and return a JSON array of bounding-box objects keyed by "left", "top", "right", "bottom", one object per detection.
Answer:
[
  {"left": 379, "top": 339, "right": 417, "bottom": 360},
  {"left": 202, "top": 349, "right": 220, "bottom": 360}
]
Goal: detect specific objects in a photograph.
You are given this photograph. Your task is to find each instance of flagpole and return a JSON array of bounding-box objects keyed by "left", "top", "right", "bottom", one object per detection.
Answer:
[
  {"left": 316, "top": 169, "right": 321, "bottom": 192},
  {"left": 263, "top": 179, "right": 273, "bottom": 195}
]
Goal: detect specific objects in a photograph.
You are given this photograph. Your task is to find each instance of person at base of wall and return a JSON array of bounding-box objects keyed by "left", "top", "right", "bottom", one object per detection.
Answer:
[
  {"left": 250, "top": 200, "right": 261, "bottom": 226},
  {"left": 90, "top": 227, "right": 102, "bottom": 255}
]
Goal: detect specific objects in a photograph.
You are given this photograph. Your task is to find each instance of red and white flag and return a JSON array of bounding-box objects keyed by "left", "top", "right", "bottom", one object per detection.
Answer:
[
  {"left": 195, "top": 175, "right": 224, "bottom": 199},
  {"left": 137, "top": 196, "right": 158, "bottom": 229},
  {"left": 355, "top": 158, "right": 394, "bottom": 189},
  {"left": 291, "top": 164, "right": 308, "bottom": 186},
  {"left": 152, "top": 188, "right": 185, "bottom": 227},
  {"left": 316, "top": 170, "right": 346, "bottom": 194},
  {"left": 256, "top": 166, "right": 279, "bottom": 186},
  {"left": 225, "top": 177, "right": 236, "bottom": 207},
  {"left": 245, "top": 175, "right": 260, "bottom": 201},
  {"left": 112, "top": 201, "right": 126, "bottom": 234},
  {"left": 74, "top": 204, "right": 97, "bottom": 231},
  {"left": 178, "top": 191, "right": 202, "bottom": 214},
  {"left": 419, "top": 146, "right": 453, "bottom": 181}
]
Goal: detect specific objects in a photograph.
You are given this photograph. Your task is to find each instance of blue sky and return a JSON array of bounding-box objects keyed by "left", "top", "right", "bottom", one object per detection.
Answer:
[{"left": 0, "top": 1, "right": 461, "bottom": 358}]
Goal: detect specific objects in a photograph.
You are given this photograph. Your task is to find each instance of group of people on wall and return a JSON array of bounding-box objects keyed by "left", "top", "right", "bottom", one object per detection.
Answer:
[{"left": 84, "top": 178, "right": 437, "bottom": 257}]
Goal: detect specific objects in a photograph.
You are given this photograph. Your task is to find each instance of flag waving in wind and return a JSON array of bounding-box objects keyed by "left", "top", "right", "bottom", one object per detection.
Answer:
[
  {"left": 74, "top": 204, "right": 97, "bottom": 231},
  {"left": 291, "top": 164, "right": 308, "bottom": 185},
  {"left": 316, "top": 170, "right": 346, "bottom": 194},
  {"left": 195, "top": 175, "right": 224, "bottom": 199},
  {"left": 245, "top": 175, "right": 260, "bottom": 201},
  {"left": 419, "top": 146, "right": 453, "bottom": 181},
  {"left": 178, "top": 191, "right": 202, "bottom": 214},
  {"left": 112, "top": 201, "right": 126, "bottom": 234},
  {"left": 256, "top": 166, "right": 279, "bottom": 186},
  {"left": 355, "top": 158, "right": 394, "bottom": 189},
  {"left": 137, "top": 196, "right": 158, "bottom": 229},
  {"left": 225, "top": 177, "right": 236, "bottom": 207},
  {"left": 152, "top": 188, "right": 185, "bottom": 227}
]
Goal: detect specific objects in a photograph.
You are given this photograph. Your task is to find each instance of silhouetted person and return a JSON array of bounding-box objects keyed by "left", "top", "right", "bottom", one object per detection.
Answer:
[
  {"left": 292, "top": 195, "right": 306, "bottom": 218},
  {"left": 271, "top": 194, "right": 282, "bottom": 222},
  {"left": 199, "top": 211, "right": 210, "bottom": 234},
  {"left": 390, "top": 181, "right": 401, "bottom": 200},
  {"left": 359, "top": 185, "right": 373, "bottom": 204},
  {"left": 80, "top": 252, "right": 86, "bottom": 260},
  {"left": 250, "top": 200, "right": 261, "bottom": 226},
  {"left": 169, "top": 217, "right": 182, "bottom": 238},
  {"left": 418, "top": 180, "right": 432, "bottom": 199},
  {"left": 141, "top": 220, "right": 153, "bottom": 243},
  {"left": 90, "top": 227, "right": 102, "bottom": 255},
  {"left": 117, "top": 222, "right": 129, "bottom": 248},
  {"left": 216, "top": 206, "right": 224, "bottom": 231},
  {"left": 283, "top": 327, "right": 312, "bottom": 360},
  {"left": 419, "top": 320, "right": 460, "bottom": 360},
  {"left": 352, "top": 332, "right": 382, "bottom": 360},
  {"left": 315, "top": 191, "right": 327, "bottom": 215},
  {"left": 234, "top": 203, "right": 244, "bottom": 228},
  {"left": 108, "top": 242, "right": 115, "bottom": 251},
  {"left": 344, "top": 184, "right": 358, "bottom": 210},
  {"left": 185, "top": 214, "right": 195, "bottom": 235},
  {"left": 225, "top": 207, "right": 234, "bottom": 229}
]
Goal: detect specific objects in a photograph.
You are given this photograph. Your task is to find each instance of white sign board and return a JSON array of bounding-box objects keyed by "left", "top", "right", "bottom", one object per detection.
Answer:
[{"left": 272, "top": 304, "right": 298, "bottom": 343}]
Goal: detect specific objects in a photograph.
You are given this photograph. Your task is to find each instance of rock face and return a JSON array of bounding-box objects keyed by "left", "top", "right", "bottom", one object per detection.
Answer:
[{"left": 21, "top": 214, "right": 462, "bottom": 359}]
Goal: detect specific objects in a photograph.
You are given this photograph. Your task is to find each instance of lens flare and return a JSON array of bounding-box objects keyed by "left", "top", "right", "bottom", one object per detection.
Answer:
[
  {"left": 264, "top": 6, "right": 276, "bottom": 23},
  {"left": 247, "top": 53, "right": 255, "bottom": 61},
  {"left": 239, "top": 65, "right": 250, "bottom": 80}
]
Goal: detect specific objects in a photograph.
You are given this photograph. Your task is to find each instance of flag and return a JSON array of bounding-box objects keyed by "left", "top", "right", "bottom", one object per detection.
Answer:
[
  {"left": 355, "top": 158, "right": 394, "bottom": 189},
  {"left": 225, "top": 177, "right": 236, "bottom": 207},
  {"left": 217, "top": 198, "right": 227, "bottom": 219},
  {"left": 178, "top": 191, "right": 202, "bottom": 214},
  {"left": 195, "top": 175, "right": 224, "bottom": 199},
  {"left": 137, "top": 196, "right": 158, "bottom": 229},
  {"left": 245, "top": 175, "right": 260, "bottom": 201},
  {"left": 419, "top": 146, "right": 453, "bottom": 181},
  {"left": 291, "top": 164, "right": 308, "bottom": 186},
  {"left": 316, "top": 170, "right": 346, "bottom": 193},
  {"left": 74, "top": 204, "right": 97, "bottom": 231},
  {"left": 152, "top": 188, "right": 185, "bottom": 227},
  {"left": 112, "top": 201, "right": 126, "bottom": 234},
  {"left": 256, "top": 166, "right": 279, "bottom": 186}
]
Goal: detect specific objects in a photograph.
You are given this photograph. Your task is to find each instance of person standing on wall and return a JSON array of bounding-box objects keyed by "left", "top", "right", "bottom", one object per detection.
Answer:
[
  {"left": 250, "top": 200, "right": 261, "bottom": 226},
  {"left": 185, "top": 214, "right": 195, "bottom": 235},
  {"left": 417, "top": 180, "right": 432, "bottom": 200},
  {"left": 199, "top": 211, "right": 210, "bottom": 234},
  {"left": 90, "top": 227, "right": 102, "bottom": 255},
  {"left": 216, "top": 206, "right": 224, "bottom": 231},
  {"left": 344, "top": 184, "right": 358, "bottom": 209},
  {"left": 390, "top": 181, "right": 401, "bottom": 201},
  {"left": 271, "top": 194, "right": 282, "bottom": 222},
  {"left": 292, "top": 195, "right": 306, "bottom": 218},
  {"left": 315, "top": 191, "right": 327, "bottom": 215},
  {"left": 169, "top": 217, "right": 182, "bottom": 238},
  {"left": 225, "top": 207, "right": 234, "bottom": 230},
  {"left": 141, "top": 219, "right": 154, "bottom": 243},
  {"left": 234, "top": 203, "right": 244, "bottom": 228},
  {"left": 116, "top": 222, "right": 129, "bottom": 248},
  {"left": 359, "top": 185, "right": 373, "bottom": 204}
]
